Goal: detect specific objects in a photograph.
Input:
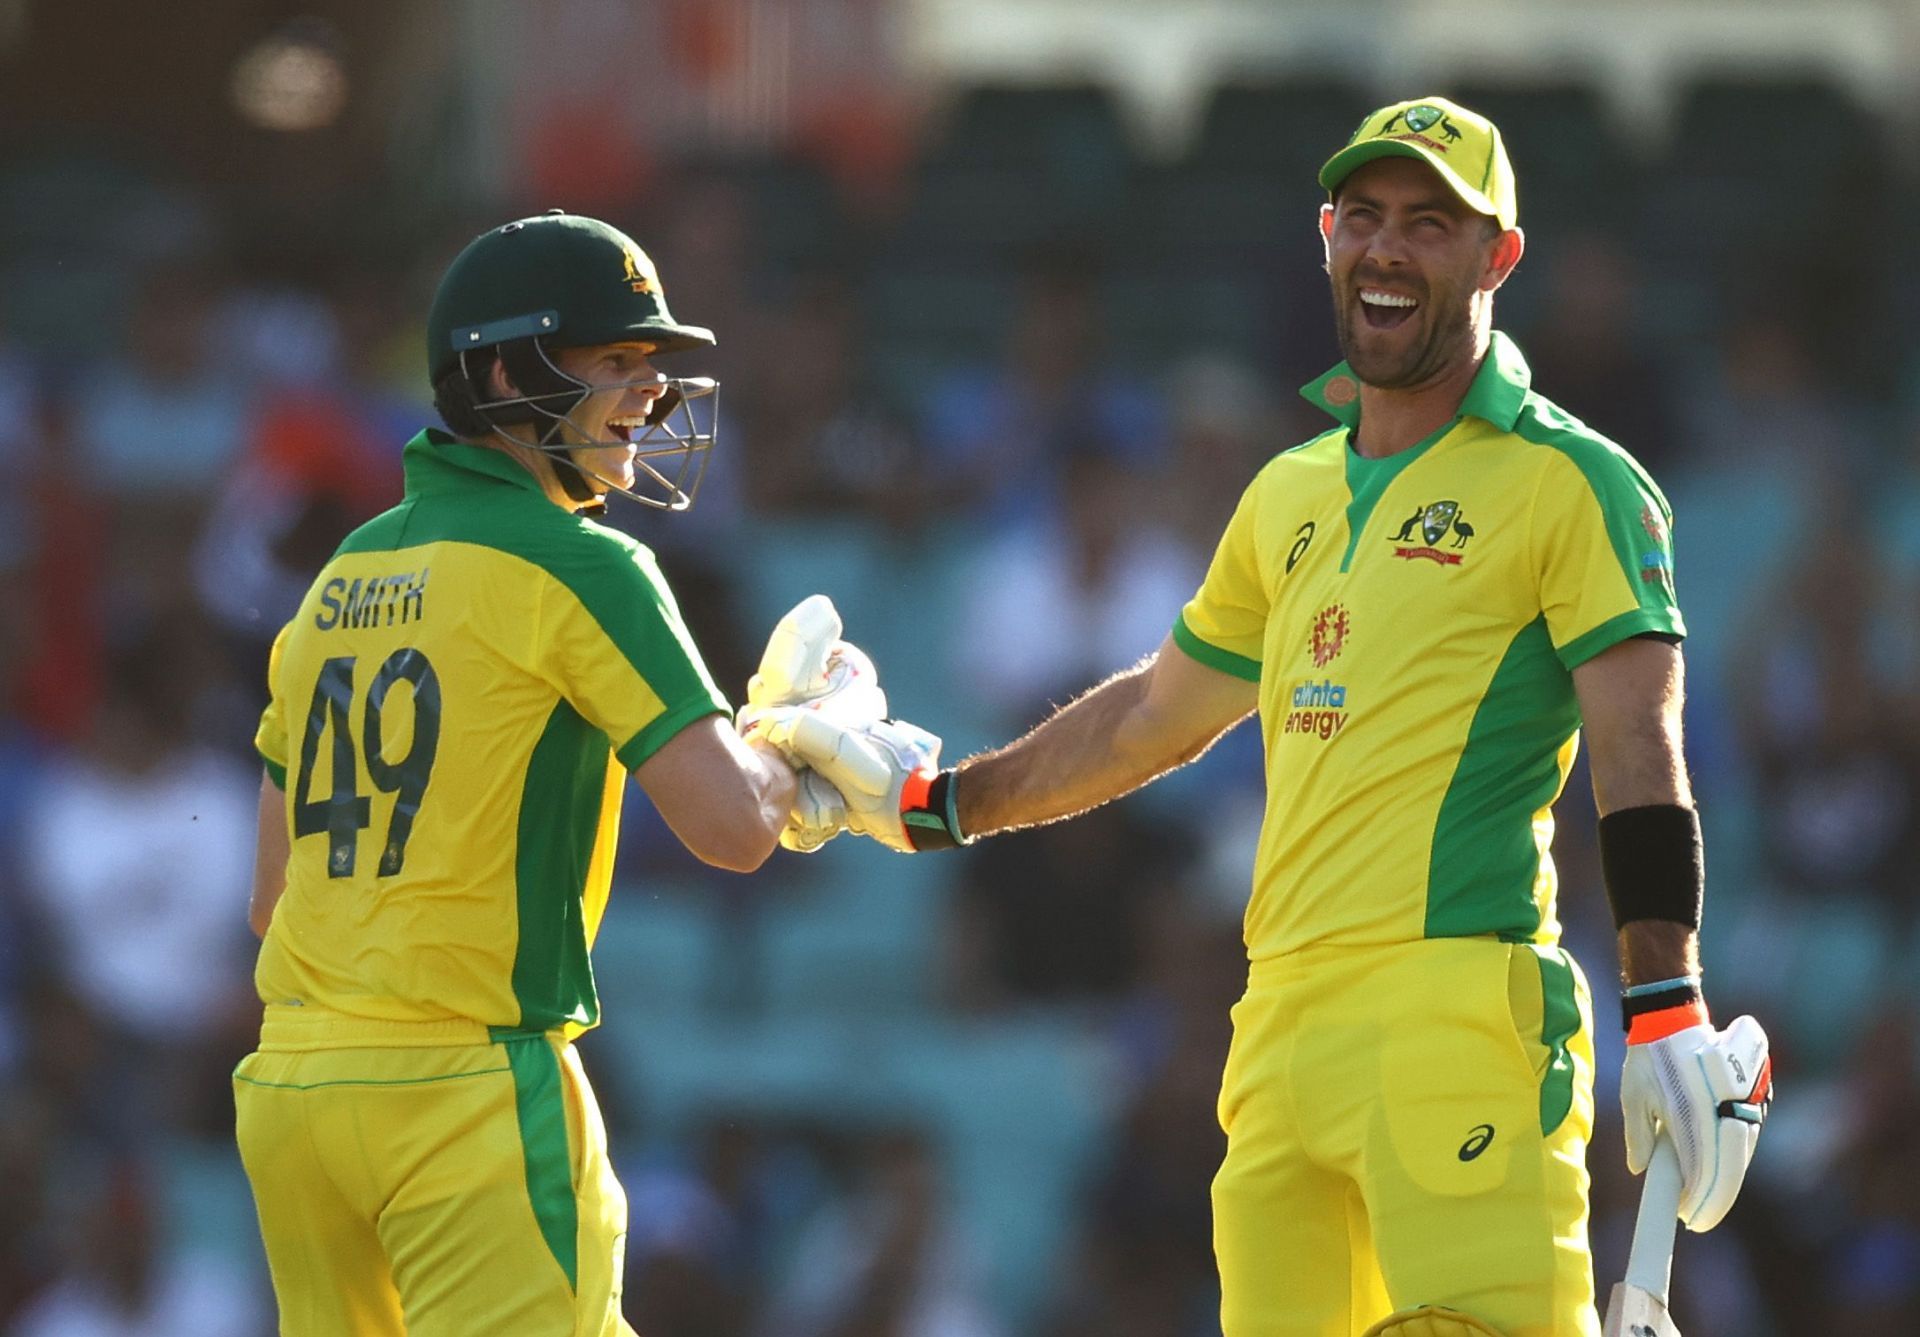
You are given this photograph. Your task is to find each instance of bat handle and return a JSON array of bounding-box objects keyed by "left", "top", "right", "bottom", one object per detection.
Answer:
[{"left": 1624, "top": 1137, "right": 1683, "bottom": 1300}]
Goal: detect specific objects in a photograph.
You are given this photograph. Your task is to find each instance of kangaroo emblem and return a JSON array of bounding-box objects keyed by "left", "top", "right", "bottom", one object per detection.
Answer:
[{"left": 1391, "top": 507, "right": 1424, "bottom": 542}]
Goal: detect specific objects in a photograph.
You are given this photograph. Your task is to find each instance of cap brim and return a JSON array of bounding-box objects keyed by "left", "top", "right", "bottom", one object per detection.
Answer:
[
  {"left": 1318, "top": 141, "right": 1509, "bottom": 229},
  {"left": 624, "top": 321, "right": 716, "bottom": 354}
]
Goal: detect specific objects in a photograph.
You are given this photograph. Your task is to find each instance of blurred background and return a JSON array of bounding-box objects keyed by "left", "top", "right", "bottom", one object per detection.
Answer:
[{"left": 0, "top": 0, "right": 1917, "bottom": 1333}]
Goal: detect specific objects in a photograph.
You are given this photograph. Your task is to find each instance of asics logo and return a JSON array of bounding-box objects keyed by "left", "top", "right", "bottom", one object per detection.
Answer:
[{"left": 1458, "top": 1124, "right": 1496, "bottom": 1161}]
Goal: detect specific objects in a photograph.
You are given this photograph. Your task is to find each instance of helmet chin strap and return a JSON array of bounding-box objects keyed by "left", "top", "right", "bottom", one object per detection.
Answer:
[{"left": 492, "top": 341, "right": 604, "bottom": 507}]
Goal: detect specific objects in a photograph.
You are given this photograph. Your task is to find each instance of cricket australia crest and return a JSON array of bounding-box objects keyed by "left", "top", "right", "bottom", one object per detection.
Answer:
[
  {"left": 1420, "top": 500, "right": 1459, "bottom": 545},
  {"left": 1388, "top": 499, "right": 1474, "bottom": 566}
]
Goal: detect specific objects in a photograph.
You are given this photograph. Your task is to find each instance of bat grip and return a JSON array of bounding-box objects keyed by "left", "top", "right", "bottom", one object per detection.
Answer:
[{"left": 1625, "top": 1137, "right": 1683, "bottom": 1299}]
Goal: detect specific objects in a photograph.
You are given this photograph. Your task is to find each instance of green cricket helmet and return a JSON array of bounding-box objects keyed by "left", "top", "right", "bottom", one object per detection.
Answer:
[{"left": 427, "top": 210, "right": 719, "bottom": 512}]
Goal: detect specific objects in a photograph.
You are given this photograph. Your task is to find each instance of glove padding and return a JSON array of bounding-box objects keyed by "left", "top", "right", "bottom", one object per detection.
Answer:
[
  {"left": 1620, "top": 1013, "right": 1772, "bottom": 1232},
  {"left": 781, "top": 770, "right": 850, "bottom": 854},
  {"left": 736, "top": 595, "right": 889, "bottom": 853},
  {"left": 744, "top": 710, "right": 941, "bottom": 854},
  {"left": 738, "top": 594, "right": 888, "bottom": 735}
]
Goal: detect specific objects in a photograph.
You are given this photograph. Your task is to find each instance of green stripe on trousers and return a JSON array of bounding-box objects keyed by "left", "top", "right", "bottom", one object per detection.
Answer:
[
  {"left": 504, "top": 1035, "right": 579, "bottom": 1291},
  {"left": 1535, "top": 948, "right": 1582, "bottom": 1137}
]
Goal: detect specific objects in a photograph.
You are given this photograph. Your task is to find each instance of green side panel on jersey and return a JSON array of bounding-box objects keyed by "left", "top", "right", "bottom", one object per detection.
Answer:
[
  {"left": 1534, "top": 948, "right": 1582, "bottom": 1137},
  {"left": 1338, "top": 420, "right": 1455, "bottom": 571},
  {"left": 503, "top": 1036, "right": 579, "bottom": 1292},
  {"left": 1426, "top": 615, "right": 1581, "bottom": 940},
  {"left": 1173, "top": 613, "right": 1262, "bottom": 682},
  {"left": 335, "top": 434, "right": 729, "bottom": 722},
  {"left": 511, "top": 701, "right": 606, "bottom": 1032},
  {"left": 260, "top": 754, "right": 288, "bottom": 790}
]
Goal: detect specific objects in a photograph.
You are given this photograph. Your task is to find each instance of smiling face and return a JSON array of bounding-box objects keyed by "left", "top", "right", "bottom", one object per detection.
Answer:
[
  {"left": 1320, "top": 156, "right": 1522, "bottom": 391},
  {"left": 548, "top": 341, "right": 667, "bottom": 495}
]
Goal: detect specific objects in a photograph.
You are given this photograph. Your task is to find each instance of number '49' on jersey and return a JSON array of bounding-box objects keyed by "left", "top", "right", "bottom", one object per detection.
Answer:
[{"left": 253, "top": 431, "right": 729, "bottom": 1040}]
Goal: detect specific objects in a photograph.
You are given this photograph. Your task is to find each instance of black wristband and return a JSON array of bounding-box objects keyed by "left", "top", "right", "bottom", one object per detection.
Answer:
[
  {"left": 902, "top": 769, "right": 969, "bottom": 852},
  {"left": 1619, "top": 974, "right": 1703, "bottom": 1032},
  {"left": 1598, "top": 802, "right": 1704, "bottom": 932}
]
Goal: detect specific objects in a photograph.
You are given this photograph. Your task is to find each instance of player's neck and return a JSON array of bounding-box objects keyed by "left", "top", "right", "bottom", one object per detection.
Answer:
[
  {"left": 1350, "top": 337, "right": 1488, "bottom": 459},
  {"left": 472, "top": 434, "right": 589, "bottom": 511}
]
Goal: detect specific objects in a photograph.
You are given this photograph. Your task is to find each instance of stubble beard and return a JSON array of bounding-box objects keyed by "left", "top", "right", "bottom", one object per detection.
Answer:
[{"left": 1332, "top": 285, "right": 1476, "bottom": 391}]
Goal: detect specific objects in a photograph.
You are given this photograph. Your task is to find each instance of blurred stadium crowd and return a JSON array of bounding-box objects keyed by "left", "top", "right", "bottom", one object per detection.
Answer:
[{"left": 0, "top": 67, "right": 1918, "bottom": 1337}]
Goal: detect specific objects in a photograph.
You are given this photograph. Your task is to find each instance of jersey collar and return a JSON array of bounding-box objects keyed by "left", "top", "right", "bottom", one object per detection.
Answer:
[
  {"left": 1300, "top": 330, "right": 1532, "bottom": 433},
  {"left": 401, "top": 428, "right": 551, "bottom": 498}
]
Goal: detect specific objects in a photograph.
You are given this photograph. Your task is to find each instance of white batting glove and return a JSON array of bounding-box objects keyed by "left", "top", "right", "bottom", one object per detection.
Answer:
[
  {"left": 1620, "top": 992, "right": 1772, "bottom": 1232},
  {"left": 737, "top": 594, "right": 888, "bottom": 734},
  {"left": 745, "top": 710, "right": 944, "bottom": 854},
  {"left": 736, "top": 595, "right": 889, "bottom": 853},
  {"left": 780, "top": 770, "right": 850, "bottom": 853}
]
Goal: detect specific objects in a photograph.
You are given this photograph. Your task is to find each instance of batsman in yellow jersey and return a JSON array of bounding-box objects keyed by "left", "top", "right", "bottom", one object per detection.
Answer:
[
  {"left": 238, "top": 212, "right": 844, "bottom": 1335},
  {"left": 747, "top": 100, "right": 1773, "bottom": 1336}
]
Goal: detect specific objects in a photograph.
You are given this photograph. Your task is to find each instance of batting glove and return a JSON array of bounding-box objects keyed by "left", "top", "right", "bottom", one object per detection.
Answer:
[
  {"left": 735, "top": 595, "right": 889, "bottom": 852},
  {"left": 736, "top": 594, "right": 889, "bottom": 735},
  {"left": 781, "top": 770, "right": 850, "bottom": 854},
  {"left": 744, "top": 711, "right": 948, "bottom": 854},
  {"left": 1619, "top": 978, "right": 1773, "bottom": 1232}
]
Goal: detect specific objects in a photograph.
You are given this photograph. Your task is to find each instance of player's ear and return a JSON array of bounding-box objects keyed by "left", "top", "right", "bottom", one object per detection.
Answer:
[
  {"left": 1318, "top": 203, "right": 1335, "bottom": 271},
  {"left": 1481, "top": 225, "right": 1525, "bottom": 293},
  {"left": 485, "top": 355, "right": 519, "bottom": 401}
]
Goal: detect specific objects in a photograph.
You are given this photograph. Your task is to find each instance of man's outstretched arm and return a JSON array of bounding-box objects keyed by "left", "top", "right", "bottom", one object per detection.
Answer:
[
  {"left": 952, "top": 632, "right": 1258, "bottom": 839},
  {"left": 749, "top": 632, "right": 1257, "bottom": 853}
]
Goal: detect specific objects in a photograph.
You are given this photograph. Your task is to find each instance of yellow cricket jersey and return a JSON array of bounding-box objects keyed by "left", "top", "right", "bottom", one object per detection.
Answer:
[
  {"left": 1177, "top": 333, "right": 1684, "bottom": 960},
  {"left": 253, "top": 430, "right": 728, "bottom": 1042}
]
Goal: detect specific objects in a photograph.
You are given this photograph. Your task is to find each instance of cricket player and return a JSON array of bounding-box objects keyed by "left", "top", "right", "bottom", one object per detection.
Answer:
[
  {"left": 750, "top": 100, "right": 1773, "bottom": 1336},
  {"left": 236, "top": 212, "right": 806, "bottom": 1335}
]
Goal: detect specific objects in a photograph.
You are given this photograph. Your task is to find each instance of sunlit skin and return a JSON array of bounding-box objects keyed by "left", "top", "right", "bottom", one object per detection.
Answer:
[
  {"left": 1319, "top": 156, "right": 1525, "bottom": 457},
  {"left": 483, "top": 340, "right": 665, "bottom": 509}
]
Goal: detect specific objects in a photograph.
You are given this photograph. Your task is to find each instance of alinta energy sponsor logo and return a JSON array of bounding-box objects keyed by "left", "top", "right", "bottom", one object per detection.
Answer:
[
  {"left": 1288, "top": 604, "right": 1352, "bottom": 740},
  {"left": 1388, "top": 499, "right": 1474, "bottom": 565}
]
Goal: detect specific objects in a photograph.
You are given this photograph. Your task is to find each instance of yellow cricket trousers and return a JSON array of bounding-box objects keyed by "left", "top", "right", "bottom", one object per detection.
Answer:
[
  {"left": 1211, "top": 936, "right": 1599, "bottom": 1336},
  {"left": 235, "top": 1017, "right": 635, "bottom": 1336}
]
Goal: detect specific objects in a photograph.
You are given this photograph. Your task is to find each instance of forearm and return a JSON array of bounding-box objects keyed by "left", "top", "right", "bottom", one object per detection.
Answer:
[
  {"left": 740, "top": 738, "right": 800, "bottom": 850},
  {"left": 955, "top": 657, "right": 1241, "bottom": 838},
  {"left": 1575, "top": 638, "right": 1704, "bottom": 987},
  {"left": 1618, "top": 919, "right": 1699, "bottom": 988}
]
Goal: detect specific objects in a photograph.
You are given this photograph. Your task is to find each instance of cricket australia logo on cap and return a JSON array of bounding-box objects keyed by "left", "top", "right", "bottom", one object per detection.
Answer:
[
  {"left": 621, "top": 245, "right": 654, "bottom": 294},
  {"left": 1403, "top": 104, "right": 1445, "bottom": 134},
  {"left": 1380, "top": 104, "right": 1464, "bottom": 151},
  {"left": 1388, "top": 499, "right": 1475, "bottom": 565}
]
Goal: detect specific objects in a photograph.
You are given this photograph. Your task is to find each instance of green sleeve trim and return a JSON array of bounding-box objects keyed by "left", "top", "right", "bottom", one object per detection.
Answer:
[
  {"left": 1172, "top": 614, "right": 1262, "bottom": 682},
  {"left": 1555, "top": 606, "right": 1686, "bottom": 671},
  {"left": 260, "top": 755, "right": 287, "bottom": 790},
  {"left": 1515, "top": 398, "right": 1685, "bottom": 630},
  {"left": 502, "top": 1035, "right": 579, "bottom": 1293},
  {"left": 616, "top": 699, "right": 731, "bottom": 772}
]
